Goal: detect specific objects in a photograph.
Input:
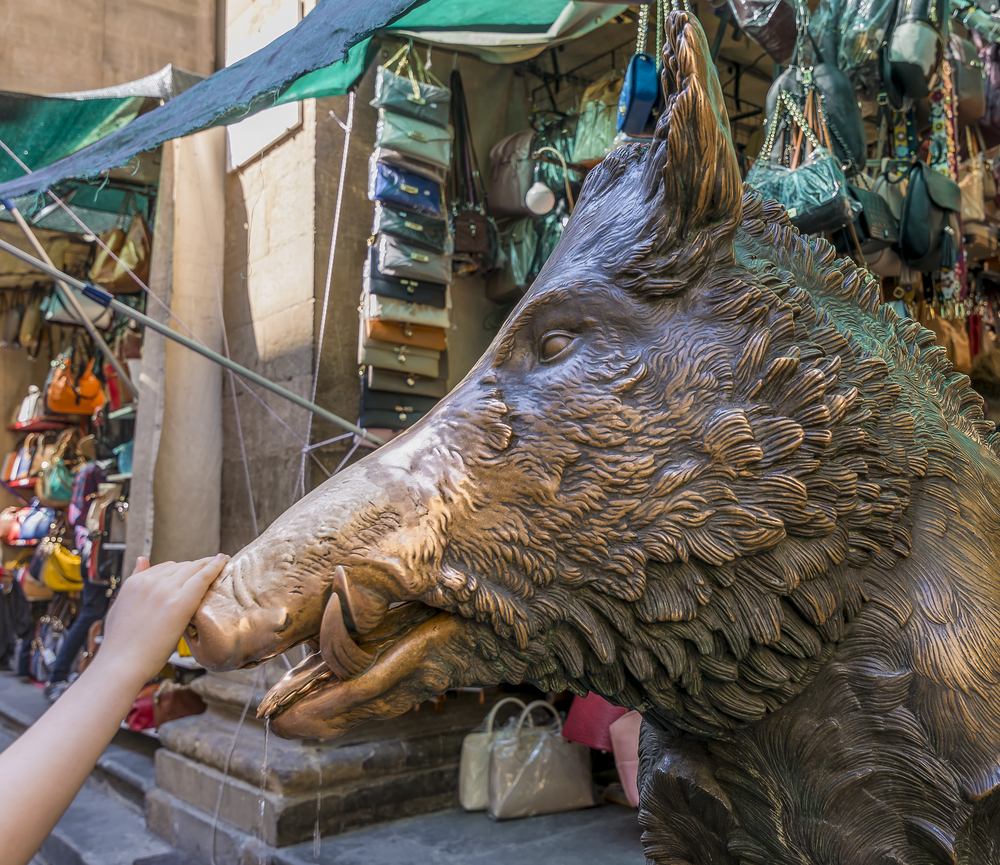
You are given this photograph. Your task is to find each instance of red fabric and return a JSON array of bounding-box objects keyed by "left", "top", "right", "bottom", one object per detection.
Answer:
[
  {"left": 561, "top": 692, "right": 628, "bottom": 752},
  {"left": 125, "top": 684, "right": 158, "bottom": 730}
]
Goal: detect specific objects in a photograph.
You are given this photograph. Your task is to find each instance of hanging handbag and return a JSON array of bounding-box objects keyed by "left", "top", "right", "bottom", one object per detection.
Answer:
[
  {"left": 368, "top": 155, "right": 445, "bottom": 218},
  {"left": 952, "top": 34, "right": 986, "bottom": 130},
  {"left": 370, "top": 45, "right": 451, "bottom": 129},
  {"left": 488, "top": 700, "right": 595, "bottom": 820},
  {"left": 372, "top": 203, "right": 451, "bottom": 254},
  {"left": 358, "top": 320, "right": 441, "bottom": 379},
  {"left": 18, "top": 294, "right": 43, "bottom": 355},
  {"left": 10, "top": 435, "right": 36, "bottom": 482},
  {"left": 365, "top": 251, "right": 447, "bottom": 308},
  {"left": 748, "top": 91, "right": 855, "bottom": 234},
  {"left": 459, "top": 697, "right": 528, "bottom": 811},
  {"left": 43, "top": 286, "right": 114, "bottom": 330},
  {"left": 29, "top": 432, "right": 58, "bottom": 478},
  {"left": 88, "top": 215, "right": 151, "bottom": 294},
  {"left": 370, "top": 146, "right": 448, "bottom": 185},
  {"left": 488, "top": 132, "right": 536, "bottom": 218},
  {"left": 365, "top": 317, "right": 446, "bottom": 352},
  {"left": 359, "top": 382, "right": 437, "bottom": 430},
  {"left": 377, "top": 234, "right": 452, "bottom": 285},
  {"left": 46, "top": 343, "right": 106, "bottom": 416},
  {"left": 728, "top": 0, "right": 798, "bottom": 65},
  {"left": 831, "top": 183, "right": 899, "bottom": 255},
  {"left": 35, "top": 429, "right": 79, "bottom": 508},
  {"left": 29, "top": 596, "right": 77, "bottom": 681},
  {"left": 365, "top": 366, "right": 448, "bottom": 399},
  {"left": 486, "top": 217, "right": 538, "bottom": 304},
  {"left": 375, "top": 108, "right": 453, "bottom": 171},
  {"left": 42, "top": 543, "right": 83, "bottom": 594},
  {"left": 975, "top": 31, "right": 1000, "bottom": 146},
  {"left": 1, "top": 301, "right": 23, "bottom": 348},
  {"left": 897, "top": 161, "right": 961, "bottom": 272},
  {"left": 764, "top": 64, "right": 866, "bottom": 175},
  {"left": 16, "top": 385, "right": 43, "bottom": 425},
  {"left": 889, "top": 0, "right": 945, "bottom": 101},
  {"left": 13, "top": 501, "right": 56, "bottom": 542},
  {"left": 617, "top": 2, "right": 660, "bottom": 136},
  {"left": 572, "top": 71, "right": 624, "bottom": 164},
  {"left": 364, "top": 292, "right": 450, "bottom": 330}
]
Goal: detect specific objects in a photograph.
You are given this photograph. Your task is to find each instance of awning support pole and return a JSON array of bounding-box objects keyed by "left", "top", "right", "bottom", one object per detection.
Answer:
[
  {"left": 0, "top": 236, "right": 386, "bottom": 447},
  {"left": 2, "top": 200, "right": 139, "bottom": 401}
]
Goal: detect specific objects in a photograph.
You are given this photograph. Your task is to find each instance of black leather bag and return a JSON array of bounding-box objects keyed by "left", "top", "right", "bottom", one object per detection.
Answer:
[
  {"left": 360, "top": 381, "right": 438, "bottom": 430},
  {"left": 898, "top": 161, "right": 961, "bottom": 272},
  {"left": 765, "top": 64, "right": 867, "bottom": 174},
  {"left": 372, "top": 203, "right": 452, "bottom": 253},
  {"left": 366, "top": 366, "right": 448, "bottom": 399},
  {"left": 832, "top": 185, "right": 899, "bottom": 255},
  {"left": 364, "top": 250, "right": 447, "bottom": 309}
]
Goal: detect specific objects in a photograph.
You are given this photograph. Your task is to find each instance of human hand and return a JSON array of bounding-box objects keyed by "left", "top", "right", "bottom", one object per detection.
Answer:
[{"left": 95, "top": 555, "right": 230, "bottom": 686}]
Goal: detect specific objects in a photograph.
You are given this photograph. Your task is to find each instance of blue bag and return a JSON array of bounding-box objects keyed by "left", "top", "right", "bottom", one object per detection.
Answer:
[
  {"left": 367, "top": 158, "right": 444, "bottom": 218},
  {"left": 19, "top": 500, "right": 56, "bottom": 541},
  {"left": 617, "top": 53, "right": 660, "bottom": 135}
]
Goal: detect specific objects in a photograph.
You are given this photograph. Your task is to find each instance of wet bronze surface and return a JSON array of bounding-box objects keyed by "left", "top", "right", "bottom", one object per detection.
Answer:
[{"left": 188, "top": 13, "right": 1000, "bottom": 863}]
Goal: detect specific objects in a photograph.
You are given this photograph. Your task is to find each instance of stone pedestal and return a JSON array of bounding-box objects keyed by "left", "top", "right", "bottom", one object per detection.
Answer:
[{"left": 146, "top": 664, "right": 501, "bottom": 864}]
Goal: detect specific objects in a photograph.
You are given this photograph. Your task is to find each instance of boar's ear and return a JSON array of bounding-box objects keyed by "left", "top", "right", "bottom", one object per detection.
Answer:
[{"left": 643, "top": 10, "right": 743, "bottom": 251}]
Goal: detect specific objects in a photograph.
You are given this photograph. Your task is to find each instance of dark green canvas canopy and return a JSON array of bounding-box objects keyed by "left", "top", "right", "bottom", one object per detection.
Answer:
[{"left": 0, "top": 0, "right": 623, "bottom": 201}]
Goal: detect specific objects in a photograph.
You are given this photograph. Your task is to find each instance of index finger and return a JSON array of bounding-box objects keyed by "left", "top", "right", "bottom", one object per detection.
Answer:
[{"left": 176, "top": 555, "right": 230, "bottom": 605}]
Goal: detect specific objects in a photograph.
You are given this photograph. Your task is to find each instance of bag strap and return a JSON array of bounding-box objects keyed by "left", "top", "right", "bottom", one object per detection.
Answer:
[
  {"left": 485, "top": 697, "right": 528, "bottom": 734},
  {"left": 514, "top": 699, "right": 563, "bottom": 735},
  {"left": 634, "top": 2, "right": 650, "bottom": 56}
]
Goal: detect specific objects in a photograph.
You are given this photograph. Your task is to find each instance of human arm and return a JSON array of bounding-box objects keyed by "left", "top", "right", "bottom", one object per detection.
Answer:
[{"left": 0, "top": 554, "right": 228, "bottom": 865}]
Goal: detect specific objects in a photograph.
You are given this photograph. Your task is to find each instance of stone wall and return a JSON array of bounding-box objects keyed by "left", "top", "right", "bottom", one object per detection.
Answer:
[{"left": 0, "top": 0, "right": 216, "bottom": 93}]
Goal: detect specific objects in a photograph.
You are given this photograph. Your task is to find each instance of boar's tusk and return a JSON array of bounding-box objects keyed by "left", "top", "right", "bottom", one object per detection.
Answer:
[
  {"left": 320, "top": 592, "right": 375, "bottom": 679},
  {"left": 333, "top": 564, "right": 384, "bottom": 634}
]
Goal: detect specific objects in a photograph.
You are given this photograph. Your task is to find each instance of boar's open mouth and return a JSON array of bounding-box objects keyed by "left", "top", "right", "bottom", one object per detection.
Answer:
[{"left": 253, "top": 565, "right": 475, "bottom": 737}]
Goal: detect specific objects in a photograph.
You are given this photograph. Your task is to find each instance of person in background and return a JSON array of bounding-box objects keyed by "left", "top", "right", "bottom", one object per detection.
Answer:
[{"left": 0, "top": 554, "right": 228, "bottom": 865}]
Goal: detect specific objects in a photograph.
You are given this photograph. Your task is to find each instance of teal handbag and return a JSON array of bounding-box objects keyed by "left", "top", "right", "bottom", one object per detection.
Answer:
[{"left": 37, "top": 457, "right": 74, "bottom": 506}]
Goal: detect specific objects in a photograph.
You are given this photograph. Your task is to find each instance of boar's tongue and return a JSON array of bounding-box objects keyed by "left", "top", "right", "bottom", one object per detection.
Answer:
[{"left": 258, "top": 651, "right": 334, "bottom": 718}]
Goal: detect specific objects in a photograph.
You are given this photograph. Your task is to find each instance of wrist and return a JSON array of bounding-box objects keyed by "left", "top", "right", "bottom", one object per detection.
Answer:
[{"left": 84, "top": 650, "right": 152, "bottom": 695}]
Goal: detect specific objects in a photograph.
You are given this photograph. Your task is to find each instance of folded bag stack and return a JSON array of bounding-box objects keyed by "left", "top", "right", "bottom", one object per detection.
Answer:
[{"left": 362, "top": 44, "right": 454, "bottom": 439}]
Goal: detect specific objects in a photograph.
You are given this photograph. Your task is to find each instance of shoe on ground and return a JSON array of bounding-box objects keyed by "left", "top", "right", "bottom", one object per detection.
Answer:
[{"left": 44, "top": 680, "right": 71, "bottom": 703}]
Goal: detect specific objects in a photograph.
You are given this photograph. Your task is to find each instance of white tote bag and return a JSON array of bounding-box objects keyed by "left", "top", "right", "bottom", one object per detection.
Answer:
[
  {"left": 488, "top": 700, "right": 595, "bottom": 820},
  {"left": 458, "top": 696, "right": 526, "bottom": 811}
]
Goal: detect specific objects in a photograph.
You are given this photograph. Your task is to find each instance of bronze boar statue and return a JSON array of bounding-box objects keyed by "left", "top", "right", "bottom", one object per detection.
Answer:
[{"left": 187, "top": 12, "right": 1000, "bottom": 864}]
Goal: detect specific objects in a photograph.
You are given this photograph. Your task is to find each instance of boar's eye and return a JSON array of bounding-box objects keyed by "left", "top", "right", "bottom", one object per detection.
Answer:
[{"left": 539, "top": 331, "right": 575, "bottom": 361}]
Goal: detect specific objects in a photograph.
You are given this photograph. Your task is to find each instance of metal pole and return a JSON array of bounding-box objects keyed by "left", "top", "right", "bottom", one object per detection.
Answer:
[
  {"left": 0, "top": 236, "right": 387, "bottom": 447},
  {"left": 2, "top": 200, "right": 139, "bottom": 401}
]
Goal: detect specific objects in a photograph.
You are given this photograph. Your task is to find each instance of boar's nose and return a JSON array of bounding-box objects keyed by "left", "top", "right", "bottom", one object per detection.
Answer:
[{"left": 186, "top": 590, "right": 293, "bottom": 672}]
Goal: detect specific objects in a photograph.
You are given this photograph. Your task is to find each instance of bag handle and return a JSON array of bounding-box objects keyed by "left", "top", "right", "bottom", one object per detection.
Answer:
[
  {"left": 484, "top": 696, "right": 528, "bottom": 734},
  {"left": 514, "top": 699, "right": 563, "bottom": 735}
]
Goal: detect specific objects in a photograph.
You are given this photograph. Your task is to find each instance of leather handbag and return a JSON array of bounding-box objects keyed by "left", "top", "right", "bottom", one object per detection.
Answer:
[
  {"left": 728, "top": 0, "right": 798, "bottom": 65},
  {"left": 46, "top": 349, "right": 106, "bottom": 416},
  {"left": 29, "top": 433, "right": 57, "bottom": 478},
  {"left": 13, "top": 502, "right": 56, "bottom": 542},
  {"left": 459, "top": 697, "right": 528, "bottom": 811},
  {"left": 370, "top": 48, "right": 451, "bottom": 128},
  {"left": 764, "top": 64, "right": 867, "bottom": 174},
  {"left": 360, "top": 383, "right": 438, "bottom": 430},
  {"left": 365, "top": 251, "right": 447, "bottom": 308},
  {"left": 365, "top": 317, "right": 446, "bottom": 352},
  {"left": 898, "top": 161, "right": 961, "bottom": 272},
  {"left": 89, "top": 215, "right": 151, "bottom": 294},
  {"left": 43, "top": 287, "right": 114, "bottom": 330},
  {"left": 10, "top": 435, "right": 35, "bottom": 481},
  {"left": 372, "top": 203, "right": 450, "bottom": 253},
  {"left": 153, "top": 681, "right": 206, "bottom": 728},
  {"left": 488, "top": 131, "right": 536, "bottom": 218},
  {"left": 488, "top": 700, "right": 595, "bottom": 820},
  {"left": 366, "top": 366, "right": 448, "bottom": 399},
  {"left": 965, "top": 222, "right": 999, "bottom": 261},
  {"left": 562, "top": 692, "right": 628, "bottom": 752},
  {"left": 37, "top": 458, "right": 76, "bottom": 508},
  {"left": 375, "top": 108, "right": 453, "bottom": 170},
  {"left": 364, "top": 292, "right": 450, "bottom": 330},
  {"left": 889, "top": 0, "right": 944, "bottom": 101},
  {"left": 952, "top": 34, "right": 986, "bottom": 130},
  {"left": 358, "top": 321, "right": 441, "bottom": 378},
  {"left": 368, "top": 155, "right": 445, "bottom": 218},
  {"left": 16, "top": 385, "right": 43, "bottom": 425},
  {"left": 370, "top": 146, "right": 447, "bottom": 185},
  {"left": 453, "top": 211, "right": 491, "bottom": 256},
  {"left": 377, "top": 234, "right": 452, "bottom": 285},
  {"left": 42, "top": 543, "right": 83, "bottom": 594},
  {"left": 832, "top": 184, "right": 899, "bottom": 255},
  {"left": 617, "top": 2, "right": 659, "bottom": 136}
]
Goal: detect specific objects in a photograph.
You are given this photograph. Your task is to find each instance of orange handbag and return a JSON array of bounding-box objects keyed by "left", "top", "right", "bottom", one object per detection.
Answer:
[
  {"left": 365, "top": 319, "right": 447, "bottom": 352},
  {"left": 47, "top": 357, "right": 105, "bottom": 416}
]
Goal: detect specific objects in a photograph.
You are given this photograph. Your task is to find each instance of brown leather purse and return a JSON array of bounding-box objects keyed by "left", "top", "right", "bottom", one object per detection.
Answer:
[
  {"left": 47, "top": 355, "right": 105, "bottom": 416},
  {"left": 453, "top": 211, "right": 491, "bottom": 255},
  {"left": 365, "top": 319, "right": 447, "bottom": 352},
  {"left": 89, "top": 215, "right": 151, "bottom": 293}
]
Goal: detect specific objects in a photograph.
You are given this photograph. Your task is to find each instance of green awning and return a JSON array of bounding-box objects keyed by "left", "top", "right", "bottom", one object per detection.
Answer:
[{"left": 0, "top": 0, "right": 624, "bottom": 201}]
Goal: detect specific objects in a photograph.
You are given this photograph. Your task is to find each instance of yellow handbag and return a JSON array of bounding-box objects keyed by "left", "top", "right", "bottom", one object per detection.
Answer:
[{"left": 42, "top": 544, "right": 83, "bottom": 593}]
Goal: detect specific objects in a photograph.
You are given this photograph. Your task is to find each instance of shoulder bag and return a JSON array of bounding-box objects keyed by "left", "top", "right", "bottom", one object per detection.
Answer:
[
  {"left": 459, "top": 697, "right": 527, "bottom": 811},
  {"left": 365, "top": 366, "right": 448, "bottom": 399},
  {"left": 370, "top": 44, "right": 451, "bottom": 128},
  {"left": 364, "top": 292, "right": 450, "bottom": 330},
  {"left": 728, "top": 0, "right": 798, "bottom": 65},
  {"left": 368, "top": 155, "right": 445, "bottom": 218},
  {"left": 365, "top": 251, "right": 447, "bottom": 308},
  {"left": 46, "top": 342, "right": 106, "bottom": 416},
  {"left": 897, "top": 161, "right": 961, "bottom": 272},
  {"left": 372, "top": 203, "right": 451, "bottom": 254},
  {"left": 488, "top": 131, "right": 536, "bottom": 218},
  {"left": 18, "top": 294, "right": 43, "bottom": 356},
  {"left": 831, "top": 183, "right": 899, "bottom": 255},
  {"left": 359, "top": 381, "right": 438, "bottom": 431},
  {"left": 617, "top": 1, "right": 660, "bottom": 136},
  {"left": 888, "top": 0, "right": 945, "bottom": 101},
  {"left": 365, "top": 318, "right": 446, "bottom": 353},
  {"left": 358, "top": 320, "right": 441, "bottom": 379},
  {"left": 376, "top": 235, "right": 451, "bottom": 285},
  {"left": 375, "top": 108, "right": 453, "bottom": 171}
]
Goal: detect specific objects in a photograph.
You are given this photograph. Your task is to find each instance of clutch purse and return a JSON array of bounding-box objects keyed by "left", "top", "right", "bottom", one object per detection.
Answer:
[
  {"left": 371, "top": 147, "right": 447, "bottom": 184},
  {"left": 358, "top": 320, "right": 441, "bottom": 378},
  {"left": 368, "top": 155, "right": 445, "bottom": 218},
  {"left": 372, "top": 202, "right": 452, "bottom": 253},
  {"left": 375, "top": 108, "right": 453, "bottom": 170},
  {"left": 364, "top": 291, "right": 450, "bottom": 329},
  {"left": 377, "top": 234, "right": 452, "bottom": 285},
  {"left": 371, "top": 65, "right": 451, "bottom": 128},
  {"left": 365, "top": 317, "right": 447, "bottom": 352},
  {"left": 365, "top": 251, "right": 447, "bottom": 308},
  {"left": 360, "top": 381, "right": 439, "bottom": 430},
  {"left": 366, "top": 366, "right": 448, "bottom": 399}
]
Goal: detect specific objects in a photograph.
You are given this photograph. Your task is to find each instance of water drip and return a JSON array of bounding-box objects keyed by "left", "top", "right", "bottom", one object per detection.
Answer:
[
  {"left": 313, "top": 763, "right": 323, "bottom": 858},
  {"left": 258, "top": 718, "right": 270, "bottom": 842}
]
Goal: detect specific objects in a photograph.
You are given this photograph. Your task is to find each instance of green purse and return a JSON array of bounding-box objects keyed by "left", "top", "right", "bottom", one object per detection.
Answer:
[{"left": 37, "top": 457, "right": 75, "bottom": 506}]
